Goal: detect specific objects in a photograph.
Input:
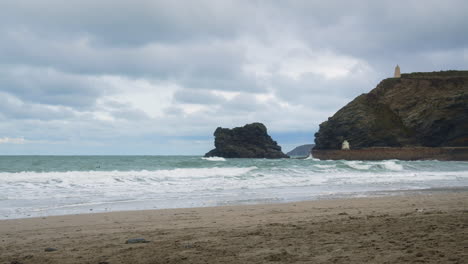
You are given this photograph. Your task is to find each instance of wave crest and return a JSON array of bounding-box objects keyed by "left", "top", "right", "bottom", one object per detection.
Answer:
[{"left": 201, "top": 156, "right": 226, "bottom": 161}]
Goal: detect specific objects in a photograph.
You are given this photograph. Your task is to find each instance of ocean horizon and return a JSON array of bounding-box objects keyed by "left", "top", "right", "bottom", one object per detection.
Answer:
[{"left": 1, "top": 155, "right": 467, "bottom": 219}]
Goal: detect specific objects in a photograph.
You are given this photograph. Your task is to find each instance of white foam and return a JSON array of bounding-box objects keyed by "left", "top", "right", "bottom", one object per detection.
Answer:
[
  {"left": 314, "top": 164, "right": 336, "bottom": 169},
  {"left": 1, "top": 159, "right": 467, "bottom": 219},
  {"left": 380, "top": 160, "right": 404, "bottom": 171},
  {"left": 304, "top": 154, "right": 319, "bottom": 161},
  {"left": 345, "top": 161, "right": 372, "bottom": 170},
  {"left": 323, "top": 170, "right": 467, "bottom": 185},
  {"left": 0, "top": 167, "right": 257, "bottom": 184},
  {"left": 202, "top": 156, "right": 226, "bottom": 161}
]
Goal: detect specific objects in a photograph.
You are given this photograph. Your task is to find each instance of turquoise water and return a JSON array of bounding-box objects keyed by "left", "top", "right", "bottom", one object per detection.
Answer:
[{"left": 0, "top": 156, "right": 467, "bottom": 219}]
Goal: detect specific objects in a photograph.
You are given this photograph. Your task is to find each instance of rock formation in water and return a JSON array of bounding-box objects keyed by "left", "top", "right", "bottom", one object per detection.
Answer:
[
  {"left": 286, "top": 144, "right": 315, "bottom": 157},
  {"left": 205, "top": 123, "right": 289, "bottom": 158},
  {"left": 314, "top": 71, "right": 468, "bottom": 150}
]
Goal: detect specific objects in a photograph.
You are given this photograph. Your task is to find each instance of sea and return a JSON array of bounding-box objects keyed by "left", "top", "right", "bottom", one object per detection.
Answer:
[{"left": 0, "top": 155, "right": 467, "bottom": 219}]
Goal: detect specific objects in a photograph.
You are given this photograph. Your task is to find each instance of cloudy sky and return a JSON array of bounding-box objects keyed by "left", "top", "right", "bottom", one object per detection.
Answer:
[{"left": 0, "top": 0, "right": 467, "bottom": 155}]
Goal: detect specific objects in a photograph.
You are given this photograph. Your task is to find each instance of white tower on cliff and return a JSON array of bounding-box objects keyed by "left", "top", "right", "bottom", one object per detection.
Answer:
[
  {"left": 394, "top": 65, "right": 401, "bottom": 78},
  {"left": 342, "top": 140, "right": 350, "bottom": 150}
]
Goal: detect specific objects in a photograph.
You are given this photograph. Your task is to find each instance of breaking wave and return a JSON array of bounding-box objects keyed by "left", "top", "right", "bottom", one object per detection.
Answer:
[
  {"left": 201, "top": 156, "right": 226, "bottom": 161},
  {"left": 0, "top": 156, "right": 466, "bottom": 219}
]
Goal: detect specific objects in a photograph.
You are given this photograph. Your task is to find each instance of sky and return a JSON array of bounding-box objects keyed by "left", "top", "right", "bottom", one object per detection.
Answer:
[{"left": 0, "top": 0, "right": 467, "bottom": 155}]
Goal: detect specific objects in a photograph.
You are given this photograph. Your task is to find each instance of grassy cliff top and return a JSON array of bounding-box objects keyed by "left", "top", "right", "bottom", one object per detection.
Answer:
[{"left": 401, "top": 70, "right": 468, "bottom": 78}]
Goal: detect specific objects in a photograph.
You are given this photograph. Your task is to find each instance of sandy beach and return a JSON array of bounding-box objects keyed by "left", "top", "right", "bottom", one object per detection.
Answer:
[{"left": 1, "top": 191, "right": 466, "bottom": 264}]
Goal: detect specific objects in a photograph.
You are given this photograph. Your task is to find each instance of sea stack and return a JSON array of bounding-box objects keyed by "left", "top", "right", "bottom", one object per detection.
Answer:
[
  {"left": 312, "top": 70, "right": 468, "bottom": 161},
  {"left": 205, "top": 123, "right": 289, "bottom": 159}
]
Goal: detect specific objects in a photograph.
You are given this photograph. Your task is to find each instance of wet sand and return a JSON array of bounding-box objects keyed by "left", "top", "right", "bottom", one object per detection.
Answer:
[{"left": 1, "top": 192, "right": 467, "bottom": 263}]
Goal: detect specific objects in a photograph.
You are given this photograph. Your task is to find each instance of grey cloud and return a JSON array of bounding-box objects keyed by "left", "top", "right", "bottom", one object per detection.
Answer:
[
  {"left": 100, "top": 100, "right": 151, "bottom": 121},
  {"left": 0, "top": 31, "right": 258, "bottom": 92},
  {"left": 0, "top": 66, "right": 108, "bottom": 108},
  {"left": 2, "top": 1, "right": 465, "bottom": 96},
  {"left": 1, "top": 0, "right": 252, "bottom": 46},
  {"left": 180, "top": 73, "right": 263, "bottom": 92},
  {"left": 163, "top": 106, "right": 185, "bottom": 116},
  {"left": 299, "top": 2, "right": 468, "bottom": 63},
  {"left": 268, "top": 70, "right": 378, "bottom": 111},
  {"left": 276, "top": 1, "right": 468, "bottom": 48},
  {"left": 2, "top": 1, "right": 467, "bottom": 69},
  {"left": 222, "top": 94, "right": 267, "bottom": 113},
  {"left": 0, "top": 92, "right": 76, "bottom": 120},
  {"left": 173, "top": 89, "right": 225, "bottom": 105}
]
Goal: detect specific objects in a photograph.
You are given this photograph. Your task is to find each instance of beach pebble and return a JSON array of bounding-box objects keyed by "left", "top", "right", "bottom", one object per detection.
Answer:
[
  {"left": 125, "top": 238, "right": 149, "bottom": 244},
  {"left": 183, "top": 243, "right": 194, "bottom": 249},
  {"left": 44, "top": 247, "right": 57, "bottom": 252}
]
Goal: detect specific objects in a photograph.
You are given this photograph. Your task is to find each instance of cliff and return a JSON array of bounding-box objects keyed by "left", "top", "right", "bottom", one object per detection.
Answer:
[
  {"left": 287, "top": 144, "right": 315, "bottom": 157},
  {"left": 205, "top": 123, "right": 289, "bottom": 158},
  {"left": 314, "top": 71, "right": 468, "bottom": 150}
]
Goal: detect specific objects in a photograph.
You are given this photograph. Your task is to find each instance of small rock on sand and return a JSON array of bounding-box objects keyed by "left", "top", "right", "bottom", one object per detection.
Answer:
[
  {"left": 125, "top": 238, "right": 149, "bottom": 244},
  {"left": 44, "top": 247, "right": 57, "bottom": 252}
]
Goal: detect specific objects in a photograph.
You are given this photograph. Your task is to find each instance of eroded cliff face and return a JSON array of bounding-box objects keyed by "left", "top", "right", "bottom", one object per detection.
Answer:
[
  {"left": 314, "top": 71, "right": 468, "bottom": 150},
  {"left": 205, "top": 123, "right": 289, "bottom": 158}
]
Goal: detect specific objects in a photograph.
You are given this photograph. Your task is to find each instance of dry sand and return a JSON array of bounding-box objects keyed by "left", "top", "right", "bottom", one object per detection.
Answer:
[{"left": 1, "top": 191, "right": 467, "bottom": 264}]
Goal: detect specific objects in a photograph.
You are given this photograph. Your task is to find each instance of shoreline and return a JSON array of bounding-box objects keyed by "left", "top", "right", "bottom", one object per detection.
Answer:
[
  {"left": 1, "top": 190, "right": 466, "bottom": 263},
  {"left": 3, "top": 186, "right": 468, "bottom": 221}
]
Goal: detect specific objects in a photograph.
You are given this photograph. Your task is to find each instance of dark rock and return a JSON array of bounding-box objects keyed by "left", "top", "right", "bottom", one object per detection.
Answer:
[
  {"left": 44, "top": 247, "right": 57, "bottom": 252},
  {"left": 205, "top": 123, "right": 289, "bottom": 158},
  {"left": 125, "top": 238, "right": 149, "bottom": 244},
  {"left": 286, "top": 144, "right": 315, "bottom": 157},
  {"left": 314, "top": 71, "right": 468, "bottom": 150},
  {"left": 183, "top": 243, "right": 194, "bottom": 249}
]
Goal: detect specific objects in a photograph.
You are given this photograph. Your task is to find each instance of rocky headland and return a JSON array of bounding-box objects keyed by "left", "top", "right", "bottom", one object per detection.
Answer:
[
  {"left": 313, "top": 70, "right": 468, "bottom": 160},
  {"left": 287, "top": 144, "right": 315, "bottom": 157},
  {"left": 205, "top": 123, "right": 289, "bottom": 158}
]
